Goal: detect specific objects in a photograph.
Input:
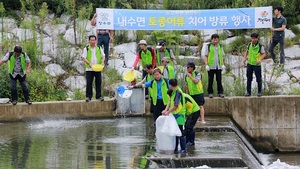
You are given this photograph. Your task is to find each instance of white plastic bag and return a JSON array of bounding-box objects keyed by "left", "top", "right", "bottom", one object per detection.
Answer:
[{"left": 160, "top": 114, "right": 182, "bottom": 137}]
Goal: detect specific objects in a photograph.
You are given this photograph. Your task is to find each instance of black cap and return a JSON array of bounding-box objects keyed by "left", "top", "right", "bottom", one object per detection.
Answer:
[
  {"left": 156, "top": 40, "right": 166, "bottom": 49},
  {"left": 14, "top": 46, "right": 22, "bottom": 53}
]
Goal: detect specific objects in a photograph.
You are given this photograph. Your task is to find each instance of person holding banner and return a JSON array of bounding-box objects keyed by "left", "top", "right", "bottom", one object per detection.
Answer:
[
  {"left": 269, "top": 6, "right": 287, "bottom": 67},
  {"left": 132, "top": 40, "right": 156, "bottom": 98},
  {"left": 156, "top": 40, "right": 177, "bottom": 67},
  {"left": 91, "top": 13, "right": 113, "bottom": 66},
  {"left": 204, "top": 34, "right": 225, "bottom": 98},
  {"left": 243, "top": 33, "right": 266, "bottom": 97}
]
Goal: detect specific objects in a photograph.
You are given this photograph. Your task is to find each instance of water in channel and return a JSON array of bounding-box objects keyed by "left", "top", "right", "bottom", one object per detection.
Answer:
[{"left": 0, "top": 117, "right": 299, "bottom": 169}]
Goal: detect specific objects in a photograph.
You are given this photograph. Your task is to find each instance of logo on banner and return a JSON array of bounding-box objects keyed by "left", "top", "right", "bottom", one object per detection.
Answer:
[
  {"left": 257, "top": 11, "right": 271, "bottom": 24},
  {"left": 98, "top": 12, "right": 111, "bottom": 26}
]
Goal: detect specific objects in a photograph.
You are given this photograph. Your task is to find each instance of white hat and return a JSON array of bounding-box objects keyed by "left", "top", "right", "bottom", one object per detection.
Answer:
[{"left": 138, "top": 40, "right": 147, "bottom": 45}]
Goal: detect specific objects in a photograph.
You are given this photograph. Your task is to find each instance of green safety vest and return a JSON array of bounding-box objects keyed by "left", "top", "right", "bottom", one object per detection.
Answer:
[
  {"left": 146, "top": 73, "right": 154, "bottom": 98},
  {"left": 183, "top": 93, "right": 200, "bottom": 116},
  {"left": 164, "top": 64, "right": 175, "bottom": 79},
  {"left": 140, "top": 48, "right": 153, "bottom": 68},
  {"left": 170, "top": 87, "right": 186, "bottom": 125},
  {"left": 8, "top": 53, "right": 26, "bottom": 75},
  {"left": 208, "top": 43, "right": 223, "bottom": 66},
  {"left": 186, "top": 71, "right": 203, "bottom": 95},
  {"left": 248, "top": 42, "right": 262, "bottom": 66},
  {"left": 156, "top": 48, "right": 173, "bottom": 66},
  {"left": 85, "top": 45, "right": 102, "bottom": 68},
  {"left": 151, "top": 78, "right": 169, "bottom": 106}
]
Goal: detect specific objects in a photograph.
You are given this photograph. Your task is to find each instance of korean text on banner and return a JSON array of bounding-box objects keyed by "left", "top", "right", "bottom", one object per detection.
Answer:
[{"left": 95, "top": 7, "right": 272, "bottom": 30}]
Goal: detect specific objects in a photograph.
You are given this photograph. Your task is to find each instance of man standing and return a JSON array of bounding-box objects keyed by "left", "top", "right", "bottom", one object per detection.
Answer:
[
  {"left": 185, "top": 62, "right": 205, "bottom": 123},
  {"left": 0, "top": 46, "right": 32, "bottom": 105},
  {"left": 82, "top": 35, "right": 105, "bottom": 102},
  {"left": 91, "top": 13, "right": 113, "bottom": 66},
  {"left": 156, "top": 40, "right": 177, "bottom": 67},
  {"left": 243, "top": 33, "right": 266, "bottom": 97},
  {"left": 161, "top": 57, "right": 175, "bottom": 80},
  {"left": 269, "top": 6, "right": 287, "bottom": 67},
  {"left": 130, "top": 69, "right": 169, "bottom": 123},
  {"left": 204, "top": 34, "right": 225, "bottom": 98}
]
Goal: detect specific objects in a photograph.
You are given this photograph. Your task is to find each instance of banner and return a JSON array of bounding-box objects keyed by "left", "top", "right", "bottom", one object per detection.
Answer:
[{"left": 96, "top": 7, "right": 272, "bottom": 30}]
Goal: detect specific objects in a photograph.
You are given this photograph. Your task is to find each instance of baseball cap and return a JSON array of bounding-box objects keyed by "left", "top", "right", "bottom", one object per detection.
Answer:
[
  {"left": 156, "top": 40, "right": 165, "bottom": 49},
  {"left": 161, "top": 57, "right": 170, "bottom": 63}
]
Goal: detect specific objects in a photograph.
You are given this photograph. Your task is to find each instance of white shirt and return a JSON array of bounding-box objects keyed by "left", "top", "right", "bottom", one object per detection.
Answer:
[{"left": 82, "top": 46, "right": 105, "bottom": 71}]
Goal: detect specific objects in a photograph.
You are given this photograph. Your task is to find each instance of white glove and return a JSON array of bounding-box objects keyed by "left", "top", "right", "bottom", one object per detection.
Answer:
[
  {"left": 205, "top": 65, "right": 210, "bottom": 71},
  {"left": 222, "top": 65, "right": 226, "bottom": 72}
]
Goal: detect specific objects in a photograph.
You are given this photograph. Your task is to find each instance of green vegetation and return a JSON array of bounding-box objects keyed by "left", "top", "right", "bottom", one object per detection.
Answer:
[{"left": 0, "top": 0, "right": 299, "bottom": 102}]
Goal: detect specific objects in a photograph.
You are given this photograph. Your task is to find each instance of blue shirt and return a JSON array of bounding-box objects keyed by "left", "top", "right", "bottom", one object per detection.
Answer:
[{"left": 145, "top": 78, "right": 169, "bottom": 99}]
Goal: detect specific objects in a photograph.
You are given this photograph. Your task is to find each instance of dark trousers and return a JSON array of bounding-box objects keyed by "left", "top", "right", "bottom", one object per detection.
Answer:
[
  {"left": 10, "top": 74, "right": 30, "bottom": 101},
  {"left": 185, "top": 111, "right": 200, "bottom": 144},
  {"left": 246, "top": 64, "right": 262, "bottom": 95},
  {"left": 97, "top": 34, "right": 110, "bottom": 65},
  {"left": 207, "top": 69, "right": 223, "bottom": 94},
  {"left": 175, "top": 125, "right": 186, "bottom": 151},
  {"left": 269, "top": 37, "right": 285, "bottom": 64},
  {"left": 152, "top": 99, "right": 165, "bottom": 122},
  {"left": 86, "top": 71, "right": 102, "bottom": 99},
  {"left": 142, "top": 70, "right": 148, "bottom": 96}
]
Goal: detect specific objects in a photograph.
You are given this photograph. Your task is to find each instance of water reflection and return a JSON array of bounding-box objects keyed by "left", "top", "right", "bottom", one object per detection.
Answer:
[{"left": 0, "top": 117, "right": 299, "bottom": 168}]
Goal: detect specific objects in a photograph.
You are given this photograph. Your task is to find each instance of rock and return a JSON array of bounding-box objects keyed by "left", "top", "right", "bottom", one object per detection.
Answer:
[
  {"left": 47, "top": 13, "right": 55, "bottom": 20},
  {"left": 44, "top": 64, "right": 66, "bottom": 77},
  {"left": 60, "top": 14, "right": 72, "bottom": 24},
  {"left": 41, "top": 55, "right": 52, "bottom": 63},
  {"left": 181, "top": 34, "right": 197, "bottom": 44},
  {"left": 72, "top": 60, "right": 85, "bottom": 74},
  {"left": 285, "top": 45, "right": 300, "bottom": 59},
  {"left": 127, "top": 30, "right": 137, "bottom": 41},
  {"left": 178, "top": 46, "right": 199, "bottom": 56},
  {"left": 113, "top": 42, "right": 137, "bottom": 54},
  {"left": 295, "top": 24, "right": 300, "bottom": 30},
  {"left": 178, "top": 55, "right": 200, "bottom": 64},
  {"left": 224, "top": 30, "right": 235, "bottom": 38},
  {"left": 41, "top": 37, "right": 57, "bottom": 56},
  {"left": 63, "top": 28, "right": 82, "bottom": 45},
  {"left": 223, "top": 36, "right": 238, "bottom": 46},
  {"left": 226, "top": 54, "right": 244, "bottom": 69},
  {"left": 292, "top": 70, "right": 300, "bottom": 80},
  {"left": 11, "top": 28, "right": 40, "bottom": 41},
  {"left": 44, "top": 24, "right": 67, "bottom": 36},
  {"left": 0, "top": 18, "right": 17, "bottom": 31},
  {"left": 285, "top": 29, "right": 295, "bottom": 39},
  {"left": 64, "top": 76, "right": 86, "bottom": 91},
  {"left": 284, "top": 60, "right": 300, "bottom": 70},
  {"left": 0, "top": 32, "right": 14, "bottom": 41},
  {"left": 108, "top": 58, "right": 125, "bottom": 69},
  {"left": 200, "top": 29, "right": 223, "bottom": 41}
]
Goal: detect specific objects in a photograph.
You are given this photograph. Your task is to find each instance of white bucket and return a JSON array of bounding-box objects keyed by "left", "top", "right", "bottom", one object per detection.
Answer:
[
  {"left": 0, "top": 98, "right": 9, "bottom": 104},
  {"left": 155, "top": 116, "right": 176, "bottom": 152}
]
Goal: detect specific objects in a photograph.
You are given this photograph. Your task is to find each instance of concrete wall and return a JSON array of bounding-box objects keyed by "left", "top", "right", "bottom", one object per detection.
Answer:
[
  {"left": 1, "top": 96, "right": 299, "bottom": 152},
  {"left": 203, "top": 96, "right": 300, "bottom": 152},
  {"left": 0, "top": 100, "right": 116, "bottom": 122}
]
